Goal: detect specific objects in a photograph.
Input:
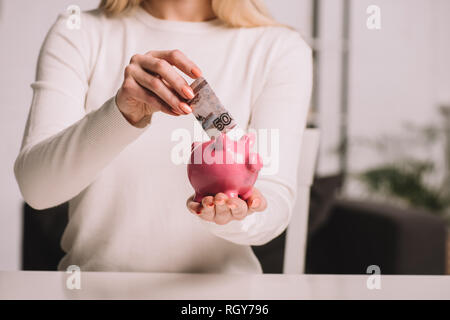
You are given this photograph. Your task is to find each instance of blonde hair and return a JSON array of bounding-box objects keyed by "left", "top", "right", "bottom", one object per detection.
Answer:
[{"left": 98, "top": 0, "right": 281, "bottom": 28}]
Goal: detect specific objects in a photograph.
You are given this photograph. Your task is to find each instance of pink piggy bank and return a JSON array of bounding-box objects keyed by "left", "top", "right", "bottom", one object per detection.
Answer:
[{"left": 187, "top": 132, "right": 263, "bottom": 202}]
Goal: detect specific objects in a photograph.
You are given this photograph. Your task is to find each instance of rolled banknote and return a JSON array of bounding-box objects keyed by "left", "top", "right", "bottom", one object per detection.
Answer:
[{"left": 188, "top": 77, "right": 239, "bottom": 138}]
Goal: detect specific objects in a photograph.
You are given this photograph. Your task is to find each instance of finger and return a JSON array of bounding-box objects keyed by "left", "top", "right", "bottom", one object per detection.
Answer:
[
  {"left": 138, "top": 87, "right": 182, "bottom": 116},
  {"left": 149, "top": 50, "right": 202, "bottom": 80},
  {"left": 121, "top": 75, "right": 181, "bottom": 116},
  {"left": 214, "top": 193, "right": 232, "bottom": 225},
  {"left": 186, "top": 194, "right": 195, "bottom": 207},
  {"left": 246, "top": 188, "right": 267, "bottom": 213},
  {"left": 158, "top": 101, "right": 182, "bottom": 116},
  {"left": 187, "top": 200, "right": 202, "bottom": 215},
  {"left": 226, "top": 197, "right": 248, "bottom": 221},
  {"left": 141, "top": 56, "right": 196, "bottom": 101},
  {"left": 144, "top": 87, "right": 182, "bottom": 116},
  {"left": 131, "top": 65, "right": 191, "bottom": 115},
  {"left": 198, "top": 196, "right": 215, "bottom": 221},
  {"left": 124, "top": 64, "right": 183, "bottom": 116},
  {"left": 246, "top": 188, "right": 265, "bottom": 214}
]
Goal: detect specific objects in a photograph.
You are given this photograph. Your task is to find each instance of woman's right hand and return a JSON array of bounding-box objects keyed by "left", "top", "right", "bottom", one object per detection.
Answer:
[{"left": 115, "top": 49, "right": 202, "bottom": 128}]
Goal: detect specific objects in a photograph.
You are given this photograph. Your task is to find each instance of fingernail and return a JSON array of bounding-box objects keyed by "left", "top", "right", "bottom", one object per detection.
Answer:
[
  {"left": 216, "top": 199, "right": 225, "bottom": 205},
  {"left": 251, "top": 199, "right": 260, "bottom": 208},
  {"left": 191, "top": 67, "right": 202, "bottom": 78},
  {"left": 182, "top": 86, "right": 195, "bottom": 99},
  {"left": 179, "top": 102, "right": 192, "bottom": 114}
]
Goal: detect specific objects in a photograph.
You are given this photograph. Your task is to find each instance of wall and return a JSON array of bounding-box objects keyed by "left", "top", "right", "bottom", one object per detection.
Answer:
[
  {"left": 266, "top": 0, "right": 312, "bottom": 38},
  {"left": 346, "top": 0, "right": 450, "bottom": 195}
]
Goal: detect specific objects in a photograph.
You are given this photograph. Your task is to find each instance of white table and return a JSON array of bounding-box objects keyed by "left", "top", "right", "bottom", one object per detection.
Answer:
[{"left": 0, "top": 271, "right": 449, "bottom": 300}]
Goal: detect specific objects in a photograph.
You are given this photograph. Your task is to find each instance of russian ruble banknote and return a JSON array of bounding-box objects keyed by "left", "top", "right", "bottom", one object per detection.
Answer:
[{"left": 188, "top": 77, "right": 237, "bottom": 138}]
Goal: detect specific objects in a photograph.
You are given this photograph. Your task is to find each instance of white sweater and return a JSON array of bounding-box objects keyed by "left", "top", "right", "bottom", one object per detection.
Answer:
[{"left": 14, "top": 7, "right": 312, "bottom": 273}]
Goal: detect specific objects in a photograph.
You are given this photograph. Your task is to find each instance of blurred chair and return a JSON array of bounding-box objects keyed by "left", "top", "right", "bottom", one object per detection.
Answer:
[
  {"left": 251, "top": 128, "right": 321, "bottom": 274},
  {"left": 22, "top": 202, "right": 67, "bottom": 270},
  {"left": 305, "top": 199, "right": 448, "bottom": 275},
  {"left": 283, "top": 129, "right": 320, "bottom": 274}
]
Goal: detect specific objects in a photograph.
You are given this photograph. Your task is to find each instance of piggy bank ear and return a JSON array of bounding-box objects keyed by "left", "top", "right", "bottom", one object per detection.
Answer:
[{"left": 240, "top": 132, "right": 256, "bottom": 148}]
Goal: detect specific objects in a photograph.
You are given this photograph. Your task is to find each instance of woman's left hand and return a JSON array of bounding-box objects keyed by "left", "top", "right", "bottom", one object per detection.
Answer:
[{"left": 186, "top": 188, "right": 267, "bottom": 225}]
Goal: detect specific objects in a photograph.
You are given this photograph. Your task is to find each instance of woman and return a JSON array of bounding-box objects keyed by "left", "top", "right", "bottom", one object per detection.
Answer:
[{"left": 14, "top": 0, "right": 312, "bottom": 273}]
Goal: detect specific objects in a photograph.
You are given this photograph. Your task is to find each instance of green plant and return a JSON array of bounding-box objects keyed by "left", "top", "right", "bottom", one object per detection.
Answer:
[
  {"left": 360, "top": 160, "right": 447, "bottom": 213},
  {"left": 356, "top": 106, "right": 450, "bottom": 222}
]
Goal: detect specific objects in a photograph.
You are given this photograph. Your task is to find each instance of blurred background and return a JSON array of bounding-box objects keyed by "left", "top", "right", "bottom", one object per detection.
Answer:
[{"left": 0, "top": 0, "right": 449, "bottom": 274}]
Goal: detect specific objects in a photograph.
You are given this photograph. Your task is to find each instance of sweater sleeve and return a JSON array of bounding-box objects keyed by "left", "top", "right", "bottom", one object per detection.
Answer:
[
  {"left": 200, "top": 31, "right": 313, "bottom": 246},
  {"left": 14, "top": 12, "right": 146, "bottom": 210}
]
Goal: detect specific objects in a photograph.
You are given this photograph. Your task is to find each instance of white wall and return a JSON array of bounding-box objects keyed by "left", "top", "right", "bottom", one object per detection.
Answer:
[
  {"left": 266, "top": 0, "right": 313, "bottom": 39},
  {"left": 346, "top": 0, "right": 450, "bottom": 194},
  {"left": 297, "top": 0, "right": 450, "bottom": 181},
  {"left": 0, "top": 0, "right": 96, "bottom": 271}
]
